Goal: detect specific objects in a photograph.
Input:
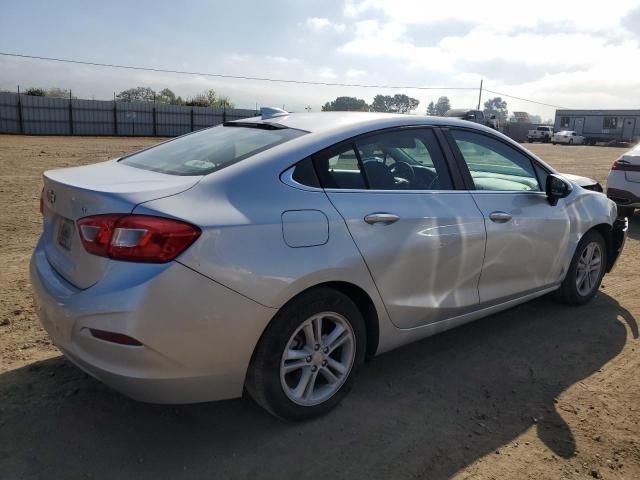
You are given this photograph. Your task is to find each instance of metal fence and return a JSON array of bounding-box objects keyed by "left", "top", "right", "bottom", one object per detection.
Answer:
[{"left": 0, "top": 92, "right": 257, "bottom": 137}]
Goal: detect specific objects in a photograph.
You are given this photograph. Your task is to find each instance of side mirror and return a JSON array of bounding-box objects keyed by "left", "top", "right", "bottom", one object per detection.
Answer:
[{"left": 546, "top": 174, "right": 573, "bottom": 206}]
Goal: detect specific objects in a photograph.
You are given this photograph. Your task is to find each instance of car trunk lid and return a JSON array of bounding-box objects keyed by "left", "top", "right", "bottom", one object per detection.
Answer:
[{"left": 41, "top": 160, "right": 201, "bottom": 289}]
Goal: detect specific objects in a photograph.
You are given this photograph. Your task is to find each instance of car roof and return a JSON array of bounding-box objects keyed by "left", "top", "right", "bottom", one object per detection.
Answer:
[{"left": 229, "top": 111, "right": 489, "bottom": 135}]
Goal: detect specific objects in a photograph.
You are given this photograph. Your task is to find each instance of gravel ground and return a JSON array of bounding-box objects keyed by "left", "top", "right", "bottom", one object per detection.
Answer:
[{"left": 0, "top": 135, "right": 638, "bottom": 480}]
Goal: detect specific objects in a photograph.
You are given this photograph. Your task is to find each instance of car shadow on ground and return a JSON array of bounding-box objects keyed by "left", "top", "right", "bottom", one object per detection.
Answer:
[{"left": 1, "top": 293, "right": 637, "bottom": 480}]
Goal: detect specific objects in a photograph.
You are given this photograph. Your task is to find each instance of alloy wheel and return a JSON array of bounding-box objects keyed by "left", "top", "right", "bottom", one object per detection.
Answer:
[
  {"left": 280, "top": 312, "right": 356, "bottom": 406},
  {"left": 575, "top": 241, "right": 602, "bottom": 296}
]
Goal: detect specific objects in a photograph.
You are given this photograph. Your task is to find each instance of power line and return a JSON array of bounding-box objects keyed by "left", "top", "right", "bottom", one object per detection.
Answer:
[
  {"left": 0, "top": 51, "right": 476, "bottom": 91},
  {"left": 0, "top": 51, "right": 569, "bottom": 109},
  {"left": 483, "top": 88, "right": 568, "bottom": 109}
]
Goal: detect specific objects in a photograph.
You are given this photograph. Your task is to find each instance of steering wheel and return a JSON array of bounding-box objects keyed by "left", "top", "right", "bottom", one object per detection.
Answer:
[
  {"left": 422, "top": 169, "right": 439, "bottom": 189},
  {"left": 390, "top": 161, "right": 415, "bottom": 184}
]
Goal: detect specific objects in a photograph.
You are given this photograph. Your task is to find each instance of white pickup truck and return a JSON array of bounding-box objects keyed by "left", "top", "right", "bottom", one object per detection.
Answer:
[{"left": 527, "top": 125, "right": 554, "bottom": 143}]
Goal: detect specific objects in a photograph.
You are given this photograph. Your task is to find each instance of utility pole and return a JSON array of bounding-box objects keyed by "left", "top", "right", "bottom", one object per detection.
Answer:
[{"left": 477, "top": 79, "right": 483, "bottom": 111}]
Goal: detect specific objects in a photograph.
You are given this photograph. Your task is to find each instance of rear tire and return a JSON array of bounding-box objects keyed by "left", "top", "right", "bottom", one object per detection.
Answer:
[
  {"left": 555, "top": 230, "right": 606, "bottom": 306},
  {"left": 245, "top": 287, "right": 366, "bottom": 421}
]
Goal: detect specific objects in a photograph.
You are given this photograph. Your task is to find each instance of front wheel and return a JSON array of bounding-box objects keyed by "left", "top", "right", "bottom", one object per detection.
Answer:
[
  {"left": 245, "top": 288, "right": 366, "bottom": 421},
  {"left": 555, "top": 230, "right": 606, "bottom": 305}
]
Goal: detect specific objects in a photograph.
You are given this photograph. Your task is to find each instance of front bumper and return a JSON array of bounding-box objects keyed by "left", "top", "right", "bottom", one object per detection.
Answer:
[{"left": 30, "top": 237, "right": 276, "bottom": 404}]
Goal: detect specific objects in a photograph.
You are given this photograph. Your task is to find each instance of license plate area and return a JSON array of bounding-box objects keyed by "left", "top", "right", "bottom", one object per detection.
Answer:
[{"left": 57, "top": 217, "right": 75, "bottom": 251}]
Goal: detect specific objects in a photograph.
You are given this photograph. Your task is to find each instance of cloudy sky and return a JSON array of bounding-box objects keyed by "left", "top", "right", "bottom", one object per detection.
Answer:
[{"left": 1, "top": 0, "right": 640, "bottom": 119}]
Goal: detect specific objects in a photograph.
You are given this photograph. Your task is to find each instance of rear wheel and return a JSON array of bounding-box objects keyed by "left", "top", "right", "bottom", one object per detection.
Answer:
[
  {"left": 245, "top": 288, "right": 366, "bottom": 421},
  {"left": 555, "top": 230, "right": 606, "bottom": 305}
]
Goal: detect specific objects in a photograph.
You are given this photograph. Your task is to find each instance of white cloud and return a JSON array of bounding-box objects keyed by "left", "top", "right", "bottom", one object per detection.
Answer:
[
  {"left": 318, "top": 67, "right": 338, "bottom": 79},
  {"left": 346, "top": 68, "right": 367, "bottom": 79},
  {"left": 305, "top": 17, "right": 346, "bottom": 33},
  {"left": 336, "top": 0, "right": 640, "bottom": 118},
  {"left": 344, "top": 0, "right": 638, "bottom": 30},
  {"left": 265, "top": 55, "right": 301, "bottom": 65}
]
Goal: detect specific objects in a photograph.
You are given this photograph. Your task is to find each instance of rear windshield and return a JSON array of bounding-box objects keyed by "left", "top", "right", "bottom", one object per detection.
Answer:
[{"left": 119, "top": 125, "right": 306, "bottom": 175}]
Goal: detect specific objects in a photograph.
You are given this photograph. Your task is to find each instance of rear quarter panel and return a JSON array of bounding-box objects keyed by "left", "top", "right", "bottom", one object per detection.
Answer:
[{"left": 132, "top": 151, "right": 389, "bottom": 317}]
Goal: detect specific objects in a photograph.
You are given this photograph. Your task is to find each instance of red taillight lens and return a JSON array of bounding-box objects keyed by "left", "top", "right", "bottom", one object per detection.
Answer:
[
  {"left": 611, "top": 159, "right": 640, "bottom": 171},
  {"left": 77, "top": 214, "right": 201, "bottom": 263}
]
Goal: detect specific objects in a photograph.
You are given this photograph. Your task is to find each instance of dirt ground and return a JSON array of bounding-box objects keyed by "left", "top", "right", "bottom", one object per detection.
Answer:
[{"left": 0, "top": 135, "right": 638, "bottom": 480}]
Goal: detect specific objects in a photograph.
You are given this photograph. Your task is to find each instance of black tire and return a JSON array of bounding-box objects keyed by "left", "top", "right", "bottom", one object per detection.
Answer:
[
  {"left": 617, "top": 206, "right": 635, "bottom": 218},
  {"left": 245, "top": 287, "right": 366, "bottom": 421},
  {"left": 555, "top": 230, "right": 607, "bottom": 306},
  {"left": 552, "top": 142, "right": 557, "bottom": 145}
]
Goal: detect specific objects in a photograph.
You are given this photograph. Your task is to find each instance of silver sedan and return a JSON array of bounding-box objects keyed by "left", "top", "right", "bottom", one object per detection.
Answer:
[{"left": 31, "top": 110, "right": 627, "bottom": 420}]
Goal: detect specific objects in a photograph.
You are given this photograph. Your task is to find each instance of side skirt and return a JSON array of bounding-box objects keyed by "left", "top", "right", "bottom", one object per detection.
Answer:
[{"left": 375, "top": 284, "right": 560, "bottom": 355}]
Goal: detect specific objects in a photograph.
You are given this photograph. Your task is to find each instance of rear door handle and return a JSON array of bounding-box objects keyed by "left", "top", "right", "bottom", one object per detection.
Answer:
[
  {"left": 489, "top": 211, "right": 512, "bottom": 223},
  {"left": 364, "top": 213, "right": 400, "bottom": 225}
]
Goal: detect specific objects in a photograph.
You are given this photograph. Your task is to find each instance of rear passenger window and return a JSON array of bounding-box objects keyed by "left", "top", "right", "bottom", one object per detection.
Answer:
[
  {"left": 313, "top": 145, "right": 366, "bottom": 189},
  {"left": 291, "top": 158, "right": 320, "bottom": 188}
]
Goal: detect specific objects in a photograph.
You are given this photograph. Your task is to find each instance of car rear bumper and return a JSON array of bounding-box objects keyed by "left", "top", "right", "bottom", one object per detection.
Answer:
[
  {"left": 30, "top": 237, "right": 276, "bottom": 404},
  {"left": 607, "top": 187, "right": 640, "bottom": 208}
]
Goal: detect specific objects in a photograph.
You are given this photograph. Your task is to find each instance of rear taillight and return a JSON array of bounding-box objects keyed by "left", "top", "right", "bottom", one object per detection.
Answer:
[
  {"left": 77, "top": 214, "right": 201, "bottom": 263},
  {"left": 611, "top": 159, "right": 640, "bottom": 171}
]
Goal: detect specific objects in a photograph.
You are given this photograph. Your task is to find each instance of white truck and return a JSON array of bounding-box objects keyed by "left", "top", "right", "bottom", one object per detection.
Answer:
[{"left": 527, "top": 125, "right": 554, "bottom": 143}]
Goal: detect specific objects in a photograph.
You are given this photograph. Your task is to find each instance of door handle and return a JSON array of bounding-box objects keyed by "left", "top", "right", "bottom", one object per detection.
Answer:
[
  {"left": 489, "top": 211, "right": 512, "bottom": 223},
  {"left": 364, "top": 213, "right": 400, "bottom": 225}
]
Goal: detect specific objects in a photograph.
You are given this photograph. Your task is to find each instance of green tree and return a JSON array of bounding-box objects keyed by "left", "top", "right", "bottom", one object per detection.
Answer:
[
  {"left": 45, "top": 87, "right": 75, "bottom": 99},
  {"left": 370, "top": 94, "right": 420, "bottom": 113},
  {"left": 483, "top": 97, "right": 508, "bottom": 123},
  {"left": 426, "top": 101, "right": 437, "bottom": 115},
  {"left": 186, "top": 89, "right": 233, "bottom": 108},
  {"left": 24, "top": 87, "right": 46, "bottom": 96},
  {"left": 116, "top": 86, "right": 156, "bottom": 102},
  {"left": 433, "top": 96, "right": 451, "bottom": 116},
  {"left": 156, "top": 88, "right": 179, "bottom": 105},
  {"left": 321, "top": 96, "right": 369, "bottom": 112}
]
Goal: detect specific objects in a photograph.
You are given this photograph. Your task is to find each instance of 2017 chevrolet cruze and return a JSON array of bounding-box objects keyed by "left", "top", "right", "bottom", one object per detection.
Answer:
[{"left": 31, "top": 110, "right": 627, "bottom": 420}]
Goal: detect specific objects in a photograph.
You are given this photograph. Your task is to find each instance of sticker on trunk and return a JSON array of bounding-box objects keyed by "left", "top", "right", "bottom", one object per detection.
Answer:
[{"left": 57, "top": 217, "right": 74, "bottom": 251}]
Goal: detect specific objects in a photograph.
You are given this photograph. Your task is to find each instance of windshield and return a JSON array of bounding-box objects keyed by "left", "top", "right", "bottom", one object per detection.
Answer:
[{"left": 119, "top": 125, "right": 306, "bottom": 175}]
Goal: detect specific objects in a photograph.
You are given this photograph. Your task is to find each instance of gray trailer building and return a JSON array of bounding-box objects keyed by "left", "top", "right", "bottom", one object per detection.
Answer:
[{"left": 554, "top": 109, "right": 640, "bottom": 145}]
